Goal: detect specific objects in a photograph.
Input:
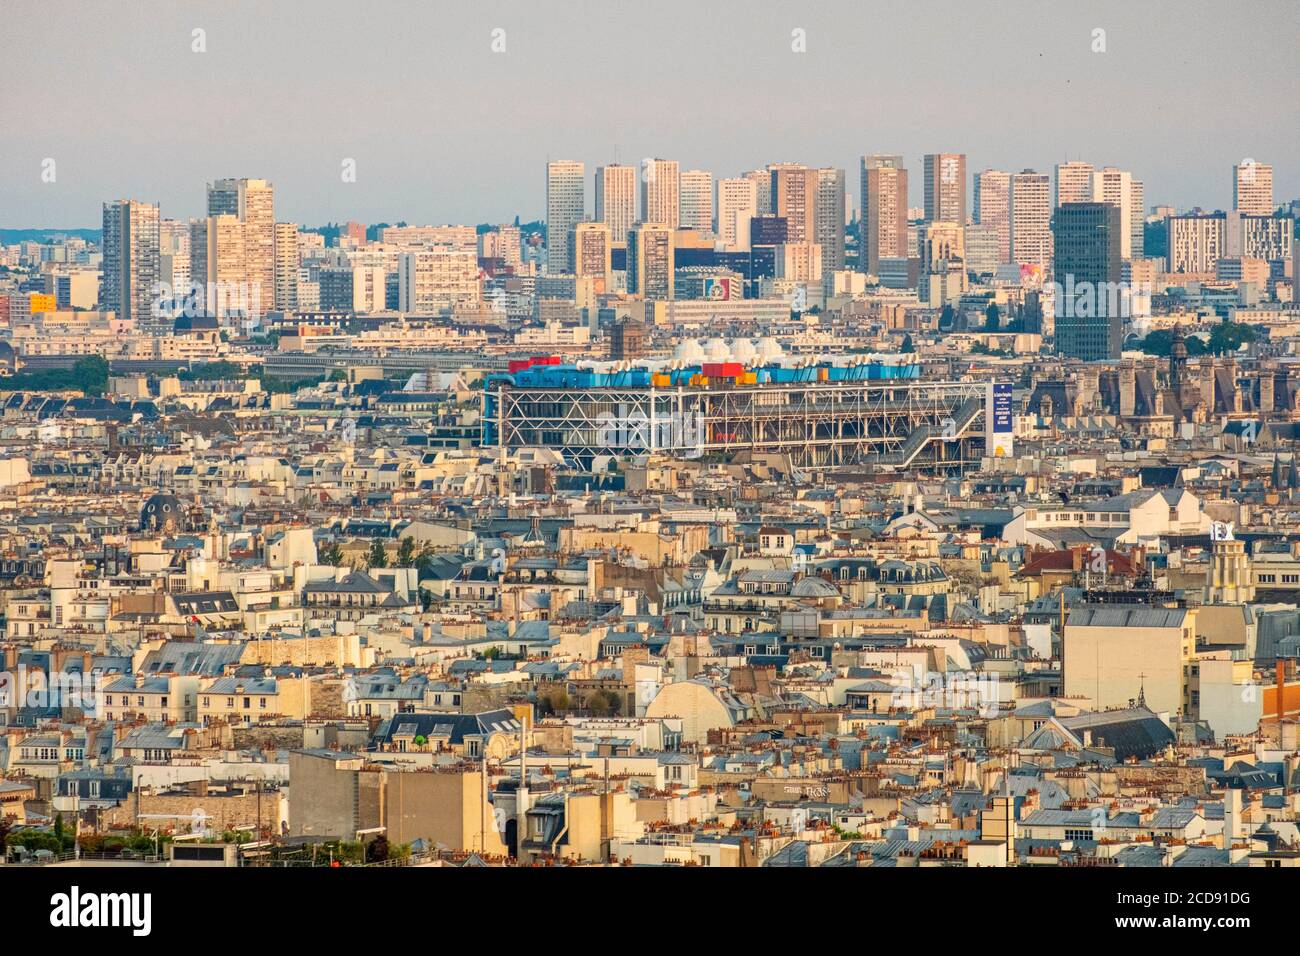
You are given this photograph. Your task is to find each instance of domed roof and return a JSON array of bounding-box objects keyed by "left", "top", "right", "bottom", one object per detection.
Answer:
[
  {"left": 674, "top": 339, "right": 704, "bottom": 361},
  {"left": 140, "top": 493, "right": 184, "bottom": 532},
  {"left": 731, "top": 338, "right": 757, "bottom": 363},
  {"left": 791, "top": 576, "right": 839, "bottom": 598},
  {"left": 704, "top": 337, "right": 729, "bottom": 361},
  {"left": 756, "top": 336, "right": 784, "bottom": 359}
]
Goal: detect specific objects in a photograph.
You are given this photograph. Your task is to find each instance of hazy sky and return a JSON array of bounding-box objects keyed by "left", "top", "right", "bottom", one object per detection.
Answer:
[{"left": 2, "top": 0, "right": 1298, "bottom": 228}]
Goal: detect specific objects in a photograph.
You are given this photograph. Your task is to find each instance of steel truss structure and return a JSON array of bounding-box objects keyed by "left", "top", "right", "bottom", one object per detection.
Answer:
[{"left": 487, "top": 378, "right": 993, "bottom": 474}]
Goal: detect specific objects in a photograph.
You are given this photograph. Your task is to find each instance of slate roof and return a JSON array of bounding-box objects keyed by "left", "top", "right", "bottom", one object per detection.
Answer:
[
  {"left": 373, "top": 709, "right": 521, "bottom": 747},
  {"left": 304, "top": 570, "right": 390, "bottom": 594},
  {"left": 171, "top": 591, "right": 240, "bottom": 616},
  {"left": 1067, "top": 605, "right": 1188, "bottom": 629}
]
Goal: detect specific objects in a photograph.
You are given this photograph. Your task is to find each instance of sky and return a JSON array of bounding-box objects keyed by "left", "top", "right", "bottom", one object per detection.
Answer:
[{"left": 2, "top": 0, "right": 1298, "bottom": 229}]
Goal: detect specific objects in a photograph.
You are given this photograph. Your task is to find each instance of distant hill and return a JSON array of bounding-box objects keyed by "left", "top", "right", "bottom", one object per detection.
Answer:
[{"left": 0, "top": 228, "right": 101, "bottom": 245}]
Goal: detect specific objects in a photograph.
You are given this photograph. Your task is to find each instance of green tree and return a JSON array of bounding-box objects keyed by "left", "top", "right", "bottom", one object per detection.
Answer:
[
  {"left": 1206, "top": 321, "right": 1256, "bottom": 355},
  {"left": 337, "top": 840, "right": 365, "bottom": 864},
  {"left": 985, "top": 303, "right": 1001, "bottom": 331},
  {"left": 0, "top": 355, "right": 109, "bottom": 395},
  {"left": 587, "top": 690, "right": 621, "bottom": 716},
  {"left": 179, "top": 360, "right": 247, "bottom": 382},
  {"left": 539, "top": 689, "right": 570, "bottom": 715},
  {"left": 320, "top": 541, "right": 345, "bottom": 567},
  {"left": 396, "top": 537, "right": 417, "bottom": 567},
  {"left": 72, "top": 356, "right": 110, "bottom": 395},
  {"left": 367, "top": 539, "right": 388, "bottom": 569},
  {"left": 1139, "top": 328, "right": 1206, "bottom": 357},
  {"left": 900, "top": 334, "right": 915, "bottom": 354},
  {"left": 1138, "top": 329, "right": 1174, "bottom": 356},
  {"left": 365, "top": 834, "right": 391, "bottom": 863}
]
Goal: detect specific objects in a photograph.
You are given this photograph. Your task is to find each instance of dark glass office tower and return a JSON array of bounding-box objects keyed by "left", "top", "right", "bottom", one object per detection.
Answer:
[{"left": 1054, "top": 202, "right": 1123, "bottom": 361}]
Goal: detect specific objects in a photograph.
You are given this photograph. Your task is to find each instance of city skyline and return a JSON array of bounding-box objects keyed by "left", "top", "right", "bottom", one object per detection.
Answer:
[
  {"left": 3, "top": 0, "right": 1300, "bottom": 908},
  {"left": 2, "top": 0, "right": 1298, "bottom": 227}
]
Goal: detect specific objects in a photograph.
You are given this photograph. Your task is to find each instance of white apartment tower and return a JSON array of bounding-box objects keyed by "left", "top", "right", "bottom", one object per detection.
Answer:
[
  {"left": 546, "top": 160, "right": 585, "bottom": 274},
  {"left": 1088, "top": 167, "right": 1146, "bottom": 260},
  {"left": 595, "top": 164, "right": 637, "bottom": 247},
  {"left": 973, "top": 169, "right": 1011, "bottom": 265},
  {"left": 627, "top": 222, "right": 674, "bottom": 300},
  {"left": 206, "top": 178, "right": 274, "bottom": 318},
  {"left": 158, "top": 218, "right": 191, "bottom": 295},
  {"left": 745, "top": 168, "right": 773, "bottom": 216},
  {"left": 190, "top": 214, "right": 250, "bottom": 318},
  {"left": 1167, "top": 213, "right": 1227, "bottom": 274},
  {"left": 860, "top": 154, "right": 908, "bottom": 275},
  {"left": 923, "top": 153, "right": 967, "bottom": 223},
  {"left": 1128, "top": 179, "right": 1145, "bottom": 259},
  {"left": 770, "top": 163, "right": 816, "bottom": 244},
  {"left": 273, "top": 222, "right": 301, "bottom": 311},
  {"left": 815, "top": 167, "right": 847, "bottom": 274},
  {"left": 100, "top": 199, "right": 160, "bottom": 328},
  {"left": 572, "top": 221, "right": 612, "bottom": 287},
  {"left": 1009, "top": 170, "right": 1052, "bottom": 270},
  {"left": 398, "top": 250, "right": 481, "bottom": 311},
  {"left": 717, "top": 177, "right": 758, "bottom": 251},
  {"left": 1234, "top": 161, "right": 1274, "bottom": 216},
  {"left": 640, "top": 158, "right": 680, "bottom": 229},
  {"left": 1054, "top": 161, "right": 1095, "bottom": 207},
  {"left": 678, "top": 169, "right": 715, "bottom": 233}
]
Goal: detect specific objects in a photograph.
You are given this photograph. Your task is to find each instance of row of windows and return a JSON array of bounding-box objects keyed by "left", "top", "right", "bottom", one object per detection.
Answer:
[
  {"left": 112, "top": 695, "right": 168, "bottom": 707},
  {"left": 741, "top": 642, "right": 827, "bottom": 657},
  {"left": 21, "top": 747, "right": 84, "bottom": 760},
  {"left": 200, "top": 696, "right": 270, "bottom": 709},
  {"left": 1038, "top": 512, "right": 1125, "bottom": 523}
]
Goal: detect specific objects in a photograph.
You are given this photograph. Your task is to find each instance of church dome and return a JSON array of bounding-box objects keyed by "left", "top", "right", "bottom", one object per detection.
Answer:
[{"left": 140, "top": 493, "right": 184, "bottom": 532}]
